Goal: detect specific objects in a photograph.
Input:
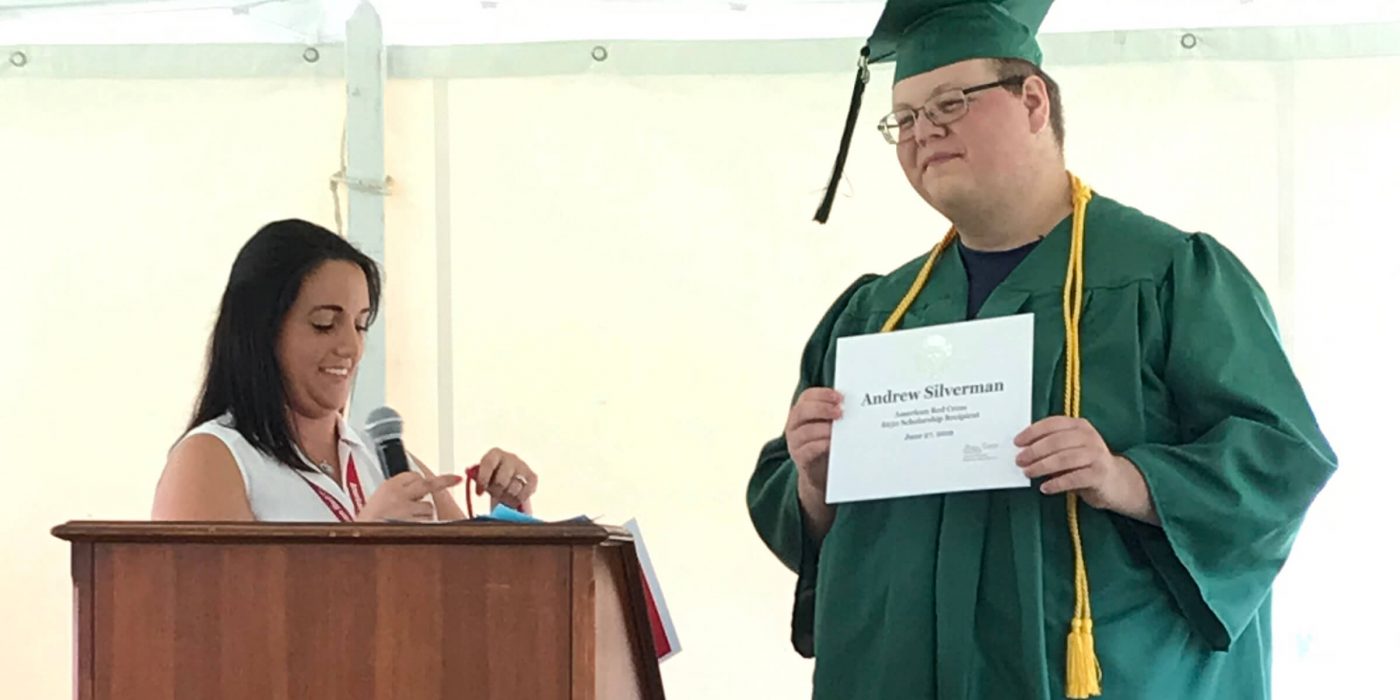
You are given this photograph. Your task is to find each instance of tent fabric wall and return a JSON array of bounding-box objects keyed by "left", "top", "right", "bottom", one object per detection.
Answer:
[
  {"left": 0, "top": 77, "right": 346, "bottom": 700},
  {"left": 2, "top": 16, "right": 1396, "bottom": 700}
]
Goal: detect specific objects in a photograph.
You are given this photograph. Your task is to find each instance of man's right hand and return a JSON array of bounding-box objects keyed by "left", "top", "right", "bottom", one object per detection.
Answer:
[{"left": 785, "top": 388, "right": 843, "bottom": 540}]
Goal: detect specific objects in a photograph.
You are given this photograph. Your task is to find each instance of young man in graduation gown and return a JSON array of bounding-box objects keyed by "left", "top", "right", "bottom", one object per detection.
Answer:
[{"left": 745, "top": 1, "right": 1337, "bottom": 698}]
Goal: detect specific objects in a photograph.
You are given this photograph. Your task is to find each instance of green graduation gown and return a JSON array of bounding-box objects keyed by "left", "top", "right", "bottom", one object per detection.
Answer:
[{"left": 746, "top": 194, "right": 1337, "bottom": 699}]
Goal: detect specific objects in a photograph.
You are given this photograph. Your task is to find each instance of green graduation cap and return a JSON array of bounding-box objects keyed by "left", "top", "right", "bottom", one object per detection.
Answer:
[{"left": 814, "top": 0, "right": 1055, "bottom": 222}]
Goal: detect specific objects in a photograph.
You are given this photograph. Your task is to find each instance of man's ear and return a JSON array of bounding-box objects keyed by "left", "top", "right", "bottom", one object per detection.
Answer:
[{"left": 1022, "top": 75, "right": 1052, "bottom": 136}]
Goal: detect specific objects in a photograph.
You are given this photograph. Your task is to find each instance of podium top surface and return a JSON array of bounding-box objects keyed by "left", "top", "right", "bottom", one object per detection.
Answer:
[{"left": 52, "top": 520, "right": 632, "bottom": 545}]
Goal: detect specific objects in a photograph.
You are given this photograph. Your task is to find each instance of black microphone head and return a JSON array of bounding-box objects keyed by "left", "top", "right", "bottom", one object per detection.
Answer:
[
  {"left": 364, "top": 405, "right": 404, "bottom": 444},
  {"left": 365, "top": 406, "right": 412, "bottom": 478}
]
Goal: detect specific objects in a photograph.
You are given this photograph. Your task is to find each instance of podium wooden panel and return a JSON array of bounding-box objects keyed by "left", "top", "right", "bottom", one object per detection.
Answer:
[{"left": 52, "top": 521, "right": 666, "bottom": 700}]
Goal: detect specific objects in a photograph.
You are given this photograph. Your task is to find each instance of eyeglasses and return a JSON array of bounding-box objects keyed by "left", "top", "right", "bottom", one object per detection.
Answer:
[{"left": 877, "top": 76, "right": 1028, "bottom": 145}]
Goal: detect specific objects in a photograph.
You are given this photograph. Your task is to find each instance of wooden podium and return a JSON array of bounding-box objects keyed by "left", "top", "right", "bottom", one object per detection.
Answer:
[{"left": 52, "top": 521, "right": 667, "bottom": 700}]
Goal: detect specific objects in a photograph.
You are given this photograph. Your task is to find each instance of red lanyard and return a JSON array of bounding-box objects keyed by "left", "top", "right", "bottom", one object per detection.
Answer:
[
  {"left": 297, "top": 454, "right": 365, "bottom": 523},
  {"left": 465, "top": 465, "right": 480, "bottom": 519}
]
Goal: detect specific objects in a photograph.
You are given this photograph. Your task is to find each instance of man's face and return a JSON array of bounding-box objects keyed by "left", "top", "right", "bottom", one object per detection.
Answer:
[{"left": 890, "top": 59, "right": 1039, "bottom": 212}]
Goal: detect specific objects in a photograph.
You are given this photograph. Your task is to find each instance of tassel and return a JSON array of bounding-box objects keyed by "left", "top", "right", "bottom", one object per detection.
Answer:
[
  {"left": 1062, "top": 175, "right": 1101, "bottom": 699},
  {"left": 1065, "top": 618, "right": 1102, "bottom": 699},
  {"left": 814, "top": 46, "right": 871, "bottom": 224}
]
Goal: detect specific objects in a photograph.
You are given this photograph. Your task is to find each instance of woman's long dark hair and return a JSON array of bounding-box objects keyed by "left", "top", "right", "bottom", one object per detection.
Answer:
[{"left": 187, "top": 219, "right": 382, "bottom": 471}]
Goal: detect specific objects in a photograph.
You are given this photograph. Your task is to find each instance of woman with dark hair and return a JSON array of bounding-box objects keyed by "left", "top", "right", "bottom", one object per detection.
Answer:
[{"left": 153, "top": 219, "right": 537, "bottom": 521}]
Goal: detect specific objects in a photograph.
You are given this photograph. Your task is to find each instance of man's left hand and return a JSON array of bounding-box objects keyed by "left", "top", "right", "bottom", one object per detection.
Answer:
[{"left": 1014, "top": 417, "right": 1160, "bottom": 526}]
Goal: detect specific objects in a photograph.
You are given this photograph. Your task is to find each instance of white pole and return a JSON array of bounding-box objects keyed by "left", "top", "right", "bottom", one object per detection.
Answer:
[
  {"left": 433, "top": 78, "right": 457, "bottom": 475},
  {"left": 345, "top": 0, "right": 387, "bottom": 428}
]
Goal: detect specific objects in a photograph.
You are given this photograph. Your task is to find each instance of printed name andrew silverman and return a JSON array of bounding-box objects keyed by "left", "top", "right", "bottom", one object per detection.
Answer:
[{"left": 860, "top": 382, "right": 1006, "bottom": 407}]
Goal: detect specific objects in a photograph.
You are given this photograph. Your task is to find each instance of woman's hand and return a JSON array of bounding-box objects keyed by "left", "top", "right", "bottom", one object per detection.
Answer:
[
  {"left": 473, "top": 448, "right": 539, "bottom": 513},
  {"left": 356, "top": 471, "right": 462, "bottom": 522}
]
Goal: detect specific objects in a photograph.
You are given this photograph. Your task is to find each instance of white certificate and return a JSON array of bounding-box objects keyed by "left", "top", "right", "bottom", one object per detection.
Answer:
[{"left": 825, "top": 313, "right": 1034, "bottom": 504}]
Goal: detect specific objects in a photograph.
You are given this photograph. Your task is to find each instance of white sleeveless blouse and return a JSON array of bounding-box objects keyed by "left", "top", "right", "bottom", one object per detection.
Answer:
[{"left": 184, "top": 413, "right": 406, "bottom": 522}]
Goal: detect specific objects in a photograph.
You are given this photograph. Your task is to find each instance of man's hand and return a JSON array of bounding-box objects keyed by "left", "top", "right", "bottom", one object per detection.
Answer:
[
  {"left": 1015, "top": 417, "right": 1160, "bottom": 526},
  {"left": 786, "top": 388, "right": 843, "bottom": 539}
]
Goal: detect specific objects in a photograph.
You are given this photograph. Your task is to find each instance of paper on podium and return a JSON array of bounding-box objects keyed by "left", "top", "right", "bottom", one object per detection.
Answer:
[
  {"left": 476, "top": 504, "right": 592, "bottom": 524},
  {"left": 623, "top": 518, "right": 680, "bottom": 661},
  {"left": 413, "top": 505, "right": 593, "bottom": 525}
]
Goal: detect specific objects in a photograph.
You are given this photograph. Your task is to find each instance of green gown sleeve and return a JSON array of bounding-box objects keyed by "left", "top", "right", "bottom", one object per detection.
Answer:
[
  {"left": 746, "top": 273, "right": 880, "bottom": 658},
  {"left": 1121, "top": 233, "right": 1337, "bottom": 651}
]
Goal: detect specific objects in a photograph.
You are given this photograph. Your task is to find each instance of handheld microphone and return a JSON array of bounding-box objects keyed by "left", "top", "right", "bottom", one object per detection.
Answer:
[{"left": 365, "top": 406, "right": 413, "bottom": 478}]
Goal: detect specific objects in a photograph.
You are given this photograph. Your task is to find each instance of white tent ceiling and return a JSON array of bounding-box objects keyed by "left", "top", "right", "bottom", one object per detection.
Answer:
[{"left": 3, "top": 0, "right": 1400, "bottom": 46}]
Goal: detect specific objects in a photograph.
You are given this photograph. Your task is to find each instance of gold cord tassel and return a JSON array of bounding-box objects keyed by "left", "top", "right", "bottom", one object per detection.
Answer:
[{"left": 1062, "top": 174, "right": 1101, "bottom": 698}]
